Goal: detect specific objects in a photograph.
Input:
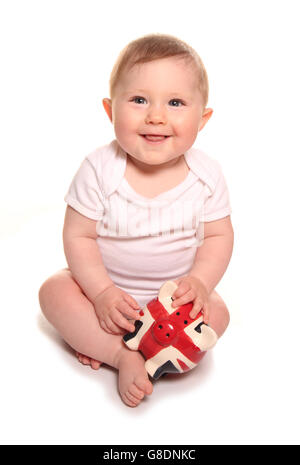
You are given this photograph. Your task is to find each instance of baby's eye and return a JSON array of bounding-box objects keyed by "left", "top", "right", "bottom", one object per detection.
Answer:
[
  {"left": 169, "top": 99, "right": 184, "bottom": 107},
  {"left": 131, "top": 96, "right": 147, "bottom": 105}
]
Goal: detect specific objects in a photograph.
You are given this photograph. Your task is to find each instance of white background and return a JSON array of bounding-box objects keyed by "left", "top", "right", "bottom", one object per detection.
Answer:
[{"left": 1, "top": 0, "right": 299, "bottom": 445}]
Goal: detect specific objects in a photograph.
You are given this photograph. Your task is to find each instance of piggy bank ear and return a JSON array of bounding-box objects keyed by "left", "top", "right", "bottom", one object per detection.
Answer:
[
  {"left": 158, "top": 280, "right": 178, "bottom": 314},
  {"left": 196, "top": 324, "right": 218, "bottom": 351}
]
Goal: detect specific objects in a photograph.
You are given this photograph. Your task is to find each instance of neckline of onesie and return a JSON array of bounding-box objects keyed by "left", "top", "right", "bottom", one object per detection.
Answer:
[{"left": 120, "top": 165, "right": 198, "bottom": 204}]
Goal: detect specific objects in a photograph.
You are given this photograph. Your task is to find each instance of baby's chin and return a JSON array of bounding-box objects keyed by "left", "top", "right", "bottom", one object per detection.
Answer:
[
  {"left": 126, "top": 151, "right": 182, "bottom": 166},
  {"left": 127, "top": 153, "right": 182, "bottom": 170}
]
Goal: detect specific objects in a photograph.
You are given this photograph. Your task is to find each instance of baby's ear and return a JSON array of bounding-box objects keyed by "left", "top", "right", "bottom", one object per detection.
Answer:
[
  {"left": 198, "top": 107, "right": 213, "bottom": 132},
  {"left": 102, "top": 98, "right": 113, "bottom": 122}
]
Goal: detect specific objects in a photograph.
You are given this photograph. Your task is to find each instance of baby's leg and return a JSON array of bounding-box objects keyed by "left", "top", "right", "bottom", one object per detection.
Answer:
[
  {"left": 38, "top": 269, "right": 153, "bottom": 407},
  {"left": 206, "top": 290, "right": 230, "bottom": 337}
]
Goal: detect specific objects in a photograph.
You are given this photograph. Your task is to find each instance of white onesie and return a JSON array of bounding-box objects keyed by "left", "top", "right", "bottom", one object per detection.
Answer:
[{"left": 65, "top": 140, "right": 231, "bottom": 307}]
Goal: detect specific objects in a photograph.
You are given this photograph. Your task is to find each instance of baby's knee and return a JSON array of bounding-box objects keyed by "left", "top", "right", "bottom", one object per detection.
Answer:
[
  {"left": 208, "top": 291, "right": 230, "bottom": 337},
  {"left": 38, "top": 271, "right": 70, "bottom": 315},
  {"left": 38, "top": 275, "right": 59, "bottom": 316},
  {"left": 221, "top": 302, "right": 230, "bottom": 328}
]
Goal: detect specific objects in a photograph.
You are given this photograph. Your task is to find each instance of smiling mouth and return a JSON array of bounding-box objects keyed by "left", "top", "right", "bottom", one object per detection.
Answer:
[{"left": 141, "top": 134, "right": 170, "bottom": 142}]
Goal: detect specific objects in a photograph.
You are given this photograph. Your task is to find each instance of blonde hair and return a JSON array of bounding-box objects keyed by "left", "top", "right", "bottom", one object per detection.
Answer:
[{"left": 109, "top": 33, "right": 209, "bottom": 106}]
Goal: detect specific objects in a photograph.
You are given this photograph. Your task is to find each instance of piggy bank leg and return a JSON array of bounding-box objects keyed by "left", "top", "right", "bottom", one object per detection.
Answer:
[
  {"left": 145, "top": 346, "right": 198, "bottom": 379},
  {"left": 145, "top": 358, "right": 180, "bottom": 379}
]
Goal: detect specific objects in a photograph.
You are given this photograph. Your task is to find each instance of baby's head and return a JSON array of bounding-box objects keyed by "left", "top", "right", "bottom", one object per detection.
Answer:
[{"left": 103, "top": 34, "right": 213, "bottom": 167}]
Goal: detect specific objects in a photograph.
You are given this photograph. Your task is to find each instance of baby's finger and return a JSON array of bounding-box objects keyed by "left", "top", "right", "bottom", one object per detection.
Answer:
[
  {"left": 202, "top": 301, "right": 210, "bottom": 324},
  {"left": 172, "top": 288, "right": 195, "bottom": 308},
  {"left": 172, "top": 281, "right": 191, "bottom": 300},
  {"left": 123, "top": 293, "right": 141, "bottom": 310},
  {"left": 105, "top": 316, "right": 123, "bottom": 334},
  {"left": 189, "top": 297, "right": 204, "bottom": 319},
  {"left": 100, "top": 319, "right": 113, "bottom": 334},
  {"left": 113, "top": 312, "right": 136, "bottom": 333},
  {"left": 118, "top": 300, "right": 141, "bottom": 320}
]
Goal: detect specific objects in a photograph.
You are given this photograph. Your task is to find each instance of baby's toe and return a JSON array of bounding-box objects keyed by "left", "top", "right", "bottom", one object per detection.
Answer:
[
  {"left": 126, "top": 390, "right": 142, "bottom": 406},
  {"left": 135, "top": 376, "right": 153, "bottom": 396},
  {"left": 76, "top": 352, "right": 83, "bottom": 363},
  {"left": 122, "top": 392, "right": 139, "bottom": 408},
  {"left": 129, "top": 384, "right": 144, "bottom": 400},
  {"left": 91, "top": 359, "right": 102, "bottom": 370}
]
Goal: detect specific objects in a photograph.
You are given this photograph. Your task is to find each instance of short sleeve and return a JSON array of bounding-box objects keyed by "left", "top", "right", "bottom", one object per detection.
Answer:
[
  {"left": 203, "top": 164, "right": 232, "bottom": 222},
  {"left": 64, "top": 157, "right": 105, "bottom": 221}
]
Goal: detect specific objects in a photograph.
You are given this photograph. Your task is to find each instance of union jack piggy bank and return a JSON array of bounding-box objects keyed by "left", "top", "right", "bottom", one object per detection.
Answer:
[{"left": 123, "top": 280, "right": 218, "bottom": 379}]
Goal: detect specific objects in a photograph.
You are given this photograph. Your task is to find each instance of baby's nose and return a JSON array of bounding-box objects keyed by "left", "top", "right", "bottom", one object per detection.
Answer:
[{"left": 145, "top": 105, "right": 167, "bottom": 125}]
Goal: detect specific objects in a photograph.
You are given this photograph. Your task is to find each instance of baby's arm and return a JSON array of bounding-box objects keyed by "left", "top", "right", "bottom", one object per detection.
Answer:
[
  {"left": 190, "top": 216, "right": 234, "bottom": 293},
  {"left": 172, "top": 216, "right": 234, "bottom": 321},
  {"left": 63, "top": 206, "right": 113, "bottom": 300},
  {"left": 63, "top": 206, "right": 140, "bottom": 333}
]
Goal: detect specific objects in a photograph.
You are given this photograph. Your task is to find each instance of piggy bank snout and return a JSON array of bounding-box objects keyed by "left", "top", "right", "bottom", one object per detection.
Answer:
[{"left": 151, "top": 319, "right": 178, "bottom": 346}]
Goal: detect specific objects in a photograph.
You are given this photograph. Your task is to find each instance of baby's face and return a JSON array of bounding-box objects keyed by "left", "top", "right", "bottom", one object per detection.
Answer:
[{"left": 104, "top": 57, "right": 211, "bottom": 167}]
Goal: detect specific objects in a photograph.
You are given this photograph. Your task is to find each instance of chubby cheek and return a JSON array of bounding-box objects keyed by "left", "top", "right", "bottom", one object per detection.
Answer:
[
  {"left": 172, "top": 109, "right": 201, "bottom": 136},
  {"left": 173, "top": 119, "right": 200, "bottom": 150},
  {"left": 113, "top": 108, "right": 140, "bottom": 144}
]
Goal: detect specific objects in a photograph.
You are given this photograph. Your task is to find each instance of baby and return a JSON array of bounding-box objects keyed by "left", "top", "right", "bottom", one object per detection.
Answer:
[{"left": 39, "top": 33, "right": 234, "bottom": 407}]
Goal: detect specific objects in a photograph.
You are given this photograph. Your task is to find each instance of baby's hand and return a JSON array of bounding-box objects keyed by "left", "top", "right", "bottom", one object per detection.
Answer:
[
  {"left": 171, "top": 276, "right": 210, "bottom": 323},
  {"left": 92, "top": 285, "right": 141, "bottom": 335}
]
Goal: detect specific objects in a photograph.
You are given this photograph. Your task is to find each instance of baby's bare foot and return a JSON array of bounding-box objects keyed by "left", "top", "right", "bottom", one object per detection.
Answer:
[
  {"left": 117, "top": 350, "right": 153, "bottom": 407},
  {"left": 75, "top": 351, "right": 102, "bottom": 370}
]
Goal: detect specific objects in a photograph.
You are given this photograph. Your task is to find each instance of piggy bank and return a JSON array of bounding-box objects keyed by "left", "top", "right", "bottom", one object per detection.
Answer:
[{"left": 123, "top": 280, "right": 218, "bottom": 379}]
